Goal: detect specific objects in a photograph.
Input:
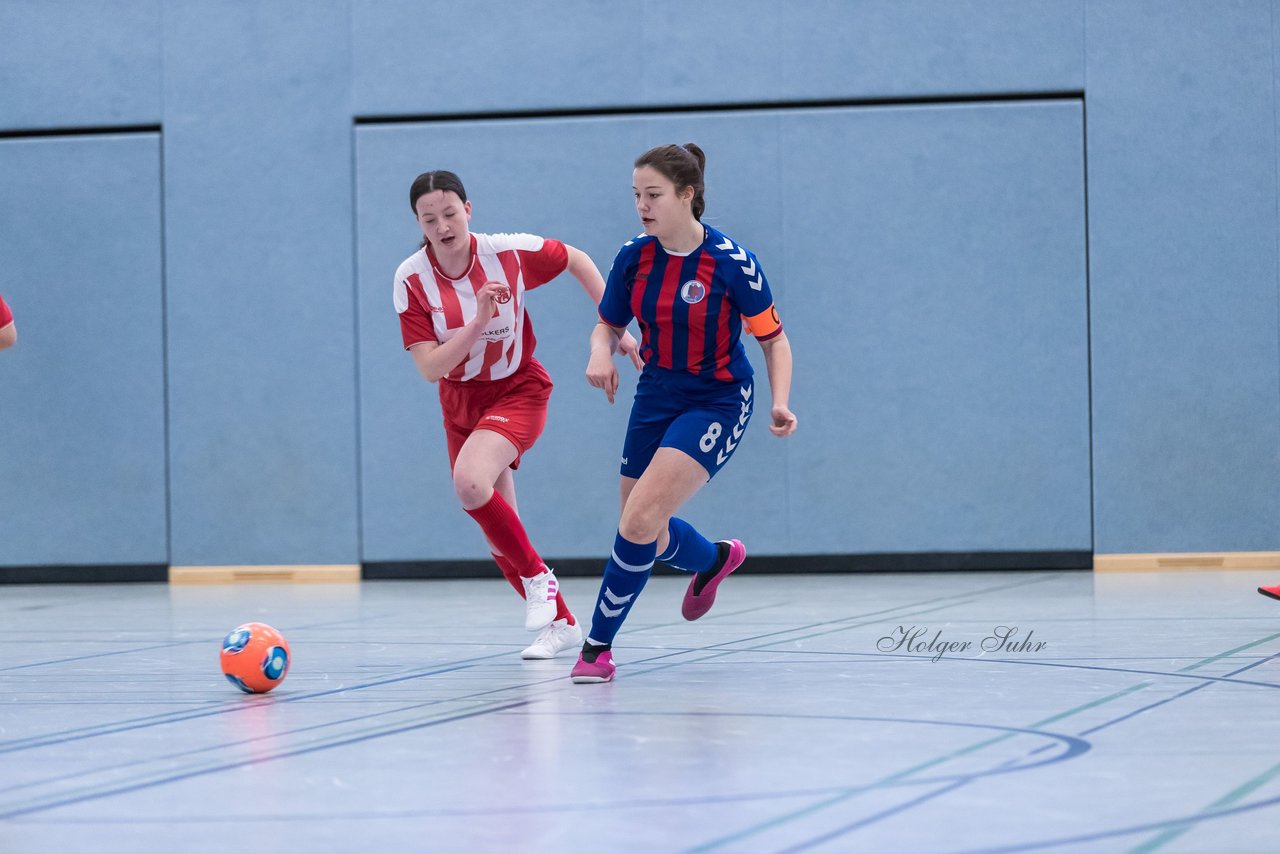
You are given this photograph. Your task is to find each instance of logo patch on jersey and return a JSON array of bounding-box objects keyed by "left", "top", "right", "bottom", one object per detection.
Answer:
[
  {"left": 492, "top": 285, "right": 512, "bottom": 304},
  {"left": 680, "top": 280, "right": 707, "bottom": 305}
]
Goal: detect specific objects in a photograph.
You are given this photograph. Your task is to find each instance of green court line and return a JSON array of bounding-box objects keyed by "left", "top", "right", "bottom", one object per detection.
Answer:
[
  {"left": 685, "top": 633, "right": 1280, "bottom": 853},
  {"left": 1127, "top": 758, "right": 1280, "bottom": 853},
  {"left": 1176, "top": 631, "right": 1280, "bottom": 671},
  {"left": 1123, "top": 631, "right": 1280, "bottom": 854}
]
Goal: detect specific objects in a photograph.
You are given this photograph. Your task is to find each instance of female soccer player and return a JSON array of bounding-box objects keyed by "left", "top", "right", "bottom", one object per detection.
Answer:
[
  {"left": 0, "top": 292, "right": 15, "bottom": 351},
  {"left": 393, "top": 170, "right": 639, "bottom": 660},
  {"left": 572, "top": 144, "right": 797, "bottom": 683}
]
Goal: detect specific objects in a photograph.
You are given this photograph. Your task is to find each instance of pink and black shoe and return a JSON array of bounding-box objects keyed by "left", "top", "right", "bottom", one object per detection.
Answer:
[
  {"left": 681, "top": 539, "right": 746, "bottom": 621},
  {"left": 570, "top": 643, "right": 616, "bottom": 683},
  {"left": 1258, "top": 585, "right": 1280, "bottom": 601}
]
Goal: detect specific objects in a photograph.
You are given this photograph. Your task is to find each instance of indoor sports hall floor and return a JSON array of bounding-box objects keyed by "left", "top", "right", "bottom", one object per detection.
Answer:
[{"left": 2, "top": 568, "right": 1279, "bottom": 853}]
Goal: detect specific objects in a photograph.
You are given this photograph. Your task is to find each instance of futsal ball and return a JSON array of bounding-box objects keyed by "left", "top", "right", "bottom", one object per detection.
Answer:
[{"left": 220, "top": 622, "right": 290, "bottom": 694}]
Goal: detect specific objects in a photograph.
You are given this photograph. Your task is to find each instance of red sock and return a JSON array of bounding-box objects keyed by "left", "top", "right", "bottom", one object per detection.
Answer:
[
  {"left": 492, "top": 552, "right": 526, "bottom": 598},
  {"left": 465, "top": 491, "right": 543, "bottom": 578},
  {"left": 492, "top": 552, "right": 574, "bottom": 625}
]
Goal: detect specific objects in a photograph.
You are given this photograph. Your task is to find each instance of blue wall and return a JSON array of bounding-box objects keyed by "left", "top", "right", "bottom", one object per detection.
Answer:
[
  {"left": 0, "top": 134, "right": 167, "bottom": 565},
  {"left": 161, "top": 3, "right": 359, "bottom": 565},
  {"left": 1085, "top": 0, "right": 1280, "bottom": 552},
  {"left": 0, "top": 0, "right": 1275, "bottom": 569}
]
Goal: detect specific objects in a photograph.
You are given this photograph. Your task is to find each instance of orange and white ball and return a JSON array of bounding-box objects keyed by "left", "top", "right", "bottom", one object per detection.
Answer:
[{"left": 220, "top": 622, "right": 290, "bottom": 693}]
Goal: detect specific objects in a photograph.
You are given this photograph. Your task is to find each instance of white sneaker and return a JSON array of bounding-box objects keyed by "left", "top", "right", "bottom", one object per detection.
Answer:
[
  {"left": 521, "top": 568, "right": 559, "bottom": 631},
  {"left": 521, "top": 618, "right": 583, "bottom": 660}
]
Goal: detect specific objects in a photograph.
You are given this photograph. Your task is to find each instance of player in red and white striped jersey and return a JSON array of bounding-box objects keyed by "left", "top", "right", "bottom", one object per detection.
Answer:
[
  {"left": 394, "top": 171, "right": 640, "bottom": 660},
  {"left": 0, "top": 293, "right": 15, "bottom": 351}
]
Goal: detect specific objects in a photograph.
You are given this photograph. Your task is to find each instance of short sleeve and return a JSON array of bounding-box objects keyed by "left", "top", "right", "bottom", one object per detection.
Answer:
[
  {"left": 726, "top": 247, "right": 776, "bottom": 321},
  {"left": 518, "top": 238, "right": 569, "bottom": 289},
  {"left": 0, "top": 294, "right": 11, "bottom": 329},
  {"left": 598, "top": 244, "right": 636, "bottom": 328},
  {"left": 394, "top": 270, "right": 438, "bottom": 350}
]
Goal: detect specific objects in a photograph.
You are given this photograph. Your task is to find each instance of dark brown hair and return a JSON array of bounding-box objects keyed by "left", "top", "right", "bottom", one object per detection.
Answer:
[
  {"left": 634, "top": 143, "right": 707, "bottom": 220},
  {"left": 409, "top": 170, "right": 467, "bottom": 212}
]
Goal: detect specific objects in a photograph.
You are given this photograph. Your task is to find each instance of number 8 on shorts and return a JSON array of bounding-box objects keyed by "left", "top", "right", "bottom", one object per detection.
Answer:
[{"left": 698, "top": 422, "right": 723, "bottom": 452}]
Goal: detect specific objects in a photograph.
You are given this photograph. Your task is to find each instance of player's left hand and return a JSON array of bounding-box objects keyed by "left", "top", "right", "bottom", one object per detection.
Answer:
[
  {"left": 769, "top": 405, "right": 797, "bottom": 437},
  {"left": 586, "top": 347, "right": 619, "bottom": 404},
  {"left": 618, "top": 332, "right": 643, "bottom": 370}
]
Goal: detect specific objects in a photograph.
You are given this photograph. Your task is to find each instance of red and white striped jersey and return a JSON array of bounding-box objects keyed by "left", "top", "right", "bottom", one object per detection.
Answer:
[{"left": 393, "top": 232, "right": 568, "bottom": 382}]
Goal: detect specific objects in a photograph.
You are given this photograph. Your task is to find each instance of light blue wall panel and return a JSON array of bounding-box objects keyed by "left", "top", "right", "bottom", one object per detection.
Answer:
[
  {"left": 0, "top": 1, "right": 161, "bottom": 130},
  {"left": 353, "top": 1, "right": 638, "bottom": 117},
  {"left": 782, "top": 101, "right": 1091, "bottom": 553},
  {"left": 356, "top": 112, "right": 789, "bottom": 562},
  {"left": 0, "top": 134, "right": 166, "bottom": 566},
  {"left": 776, "top": 0, "right": 1083, "bottom": 101},
  {"left": 353, "top": 0, "right": 1083, "bottom": 117},
  {"left": 163, "top": 2, "right": 359, "bottom": 564},
  {"left": 1086, "top": 1, "right": 1280, "bottom": 553}
]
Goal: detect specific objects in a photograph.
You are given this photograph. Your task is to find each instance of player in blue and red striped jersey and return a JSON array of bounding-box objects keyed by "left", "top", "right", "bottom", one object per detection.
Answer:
[
  {"left": 394, "top": 170, "right": 640, "bottom": 661},
  {"left": 571, "top": 143, "right": 798, "bottom": 683}
]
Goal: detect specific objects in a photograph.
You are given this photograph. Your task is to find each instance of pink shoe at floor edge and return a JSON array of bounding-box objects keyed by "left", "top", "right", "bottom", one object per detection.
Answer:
[
  {"left": 1258, "top": 585, "right": 1280, "bottom": 601},
  {"left": 570, "top": 648, "right": 615, "bottom": 683},
  {"left": 681, "top": 539, "right": 746, "bottom": 621}
]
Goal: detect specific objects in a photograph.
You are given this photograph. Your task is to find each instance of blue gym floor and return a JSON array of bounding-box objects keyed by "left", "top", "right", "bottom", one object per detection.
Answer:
[{"left": 2, "top": 568, "right": 1279, "bottom": 852}]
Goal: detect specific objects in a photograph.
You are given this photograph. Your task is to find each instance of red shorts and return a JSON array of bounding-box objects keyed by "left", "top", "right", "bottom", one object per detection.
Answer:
[{"left": 438, "top": 358, "right": 553, "bottom": 471}]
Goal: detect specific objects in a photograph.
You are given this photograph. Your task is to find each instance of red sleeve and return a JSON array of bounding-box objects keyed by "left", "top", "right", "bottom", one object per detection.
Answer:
[
  {"left": 397, "top": 277, "right": 438, "bottom": 350},
  {"left": 518, "top": 239, "right": 569, "bottom": 289},
  {"left": 0, "top": 294, "right": 12, "bottom": 328}
]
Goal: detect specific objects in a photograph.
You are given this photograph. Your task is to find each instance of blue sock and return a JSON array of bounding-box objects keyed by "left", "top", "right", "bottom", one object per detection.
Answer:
[
  {"left": 655, "top": 516, "right": 718, "bottom": 574},
  {"left": 586, "top": 531, "right": 657, "bottom": 647}
]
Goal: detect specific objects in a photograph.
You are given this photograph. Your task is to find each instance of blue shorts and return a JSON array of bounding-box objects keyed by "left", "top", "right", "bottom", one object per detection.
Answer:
[{"left": 620, "top": 367, "right": 755, "bottom": 481}]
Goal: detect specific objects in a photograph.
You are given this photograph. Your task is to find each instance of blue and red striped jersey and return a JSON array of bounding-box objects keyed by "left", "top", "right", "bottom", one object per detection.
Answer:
[{"left": 598, "top": 225, "right": 781, "bottom": 383}]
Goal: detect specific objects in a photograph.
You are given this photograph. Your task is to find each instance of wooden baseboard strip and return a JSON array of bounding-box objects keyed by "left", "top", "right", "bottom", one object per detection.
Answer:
[
  {"left": 1094, "top": 552, "right": 1280, "bottom": 572},
  {"left": 169, "top": 565, "right": 360, "bottom": 584}
]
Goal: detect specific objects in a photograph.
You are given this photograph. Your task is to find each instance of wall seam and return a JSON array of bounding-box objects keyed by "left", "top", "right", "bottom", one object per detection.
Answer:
[
  {"left": 354, "top": 92, "right": 1086, "bottom": 126},
  {"left": 1082, "top": 0, "right": 1096, "bottom": 558},
  {"left": 0, "top": 124, "right": 161, "bottom": 139},
  {"left": 158, "top": 130, "right": 172, "bottom": 568},
  {"left": 1272, "top": 0, "right": 1280, "bottom": 457},
  {"left": 349, "top": 124, "right": 365, "bottom": 566},
  {"left": 159, "top": 0, "right": 172, "bottom": 568},
  {"left": 348, "top": 0, "right": 365, "bottom": 567}
]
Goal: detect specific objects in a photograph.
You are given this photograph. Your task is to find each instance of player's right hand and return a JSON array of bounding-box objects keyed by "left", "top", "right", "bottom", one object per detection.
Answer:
[
  {"left": 586, "top": 347, "right": 619, "bottom": 404},
  {"left": 618, "top": 331, "right": 643, "bottom": 370},
  {"left": 474, "top": 281, "right": 509, "bottom": 319}
]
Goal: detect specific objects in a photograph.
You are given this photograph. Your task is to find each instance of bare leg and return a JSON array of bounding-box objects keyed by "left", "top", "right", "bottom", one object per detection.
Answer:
[
  {"left": 618, "top": 447, "right": 710, "bottom": 546},
  {"left": 453, "top": 430, "right": 519, "bottom": 510}
]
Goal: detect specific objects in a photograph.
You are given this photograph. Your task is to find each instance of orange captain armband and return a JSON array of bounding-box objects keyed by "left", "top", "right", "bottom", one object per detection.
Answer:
[{"left": 742, "top": 304, "right": 782, "bottom": 341}]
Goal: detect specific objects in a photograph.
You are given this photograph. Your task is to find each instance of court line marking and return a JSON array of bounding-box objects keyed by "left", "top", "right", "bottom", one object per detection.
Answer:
[
  {"left": 5, "top": 711, "right": 1087, "bottom": 826},
  {"left": 0, "top": 571, "right": 1239, "bottom": 839},
  {"left": 0, "top": 699, "right": 534, "bottom": 822},
  {"left": 0, "top": 577, "right": 1055, "bottom": 816},
  {"left": 0, "top": 655, "right": 499, "bottom": 754},
  {"left": 682, "top": 685, "right": 1140, "bottom": 854},
  {"left": 0, "top": 610, "right": 402, "bottom": 673},
  {"left": 679, "top": 631, "right": 1280, "bottom": 852},
  {"left": 1127, "top": 759, "right": 1280, "bottom": 853},
  {"left": 0, "top": 574, "right": 1036, "bottom": 751}
]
